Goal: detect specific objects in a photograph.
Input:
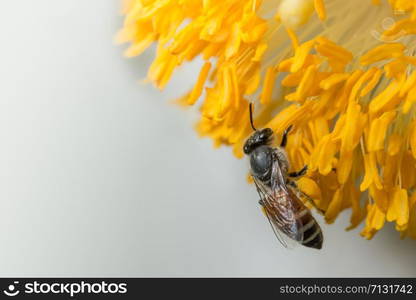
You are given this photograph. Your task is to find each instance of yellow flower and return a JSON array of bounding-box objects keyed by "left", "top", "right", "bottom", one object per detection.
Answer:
[{"left": 118, "top": 0, "right": 416, "bottom": 240}]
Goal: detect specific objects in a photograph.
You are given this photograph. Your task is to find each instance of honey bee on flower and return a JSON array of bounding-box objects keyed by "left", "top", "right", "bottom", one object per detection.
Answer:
[{"left": 118, "top": 0, "right": 416, "bottom": 241}]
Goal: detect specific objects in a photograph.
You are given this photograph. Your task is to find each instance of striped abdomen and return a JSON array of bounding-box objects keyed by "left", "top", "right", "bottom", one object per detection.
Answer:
[
  {"left": 272, "top": 188, "right": 323, "bottom": 249},
  {"left": 296, "top": 204, "right": 323, "bottom": 249}
]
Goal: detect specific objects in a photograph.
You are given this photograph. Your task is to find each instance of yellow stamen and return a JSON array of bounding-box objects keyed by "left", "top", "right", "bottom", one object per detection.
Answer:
[
  {"left": 314, "top": 0, "right": 326, "bottom": 21},
  {"left": 188, "top": 62, "right": 212, "bottom": 105}
]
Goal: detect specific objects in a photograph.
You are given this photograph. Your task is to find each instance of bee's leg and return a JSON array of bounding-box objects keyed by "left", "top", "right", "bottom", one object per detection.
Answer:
[
  {"left": 288, "top": 165, "right": 308, "bottom": 178},
  {"left": 280, "top": 125, "right": 293, "bottom": 147},
  {"left": 287, "top": 180, "right": 325, "bottom": 215}
]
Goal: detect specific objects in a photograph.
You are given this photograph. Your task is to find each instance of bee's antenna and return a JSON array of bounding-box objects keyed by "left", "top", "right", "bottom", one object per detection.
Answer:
[{"left": 249, "top": 103, "right": 257, "bottom": 131}]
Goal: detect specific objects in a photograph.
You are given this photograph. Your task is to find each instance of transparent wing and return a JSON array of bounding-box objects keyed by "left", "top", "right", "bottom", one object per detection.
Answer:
[
  {"left": 270, "top": 153, "right": 289, "bottom": 194},
  {"left": 270, "top": 156, "right": 304, "bottom": 242},
  {"left": 252, "top": 159, "right": 304, "bottom": 247},
  {"left": 253, "top": 177, "right": 292, "bottom": 248}
]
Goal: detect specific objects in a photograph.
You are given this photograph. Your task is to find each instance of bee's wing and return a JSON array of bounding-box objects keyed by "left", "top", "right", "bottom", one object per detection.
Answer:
[
  {"left": 253, "top": 177, "right": 298, "bottom": 249},
  {"left": 270, "top": 156, "right": 304, "bottom": 242},
  {"left": 270, "top": 152, "right": 289, "bottom": 193},
  {"left": 252, "top": 159, "right": 304, "bottom": 247}
]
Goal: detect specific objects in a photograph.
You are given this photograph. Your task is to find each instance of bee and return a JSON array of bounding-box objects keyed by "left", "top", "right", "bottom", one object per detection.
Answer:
[{"left": 243, "top": 104, "right": 323, "bottom": 249}]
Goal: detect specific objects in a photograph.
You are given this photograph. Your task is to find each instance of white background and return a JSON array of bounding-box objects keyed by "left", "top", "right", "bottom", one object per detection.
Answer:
[{"left": 0, "top": 0, "right": 415, "bottom": 277}]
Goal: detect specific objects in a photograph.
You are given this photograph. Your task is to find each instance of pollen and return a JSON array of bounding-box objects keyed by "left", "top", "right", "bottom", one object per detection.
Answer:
[{"left": 119, "top": 0, "right": 416, "bottom": 241}]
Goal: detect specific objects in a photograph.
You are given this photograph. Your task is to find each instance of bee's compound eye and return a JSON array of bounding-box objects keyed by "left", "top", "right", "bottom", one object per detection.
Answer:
[
  {"left": 243, "top": 137, "right": 255, "bottom": 154},
  {"left": 243, "top": 143, "right": 250, "bottom": 154},
  {"left": 260, "top": 128, "right": 273, "bottom": 139},
  {"left": 264, "top": 128, "right": 273, "bottom": 136}
]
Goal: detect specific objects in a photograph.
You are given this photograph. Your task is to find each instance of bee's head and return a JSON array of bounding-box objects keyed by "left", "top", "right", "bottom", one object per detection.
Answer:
[
  {"left": 243, "top": 103, "right": 274, "bottom": 155},
  {"left": 243, "top": 128, "right": 274, "bottom": 155}
]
